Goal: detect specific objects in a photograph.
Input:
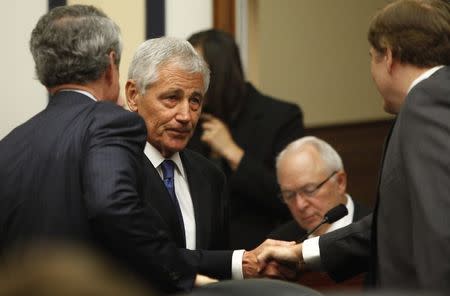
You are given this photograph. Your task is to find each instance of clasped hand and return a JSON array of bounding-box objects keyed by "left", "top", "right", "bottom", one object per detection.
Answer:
[{"left": 243, "top": 239, "right": 304, "bottom": 281}]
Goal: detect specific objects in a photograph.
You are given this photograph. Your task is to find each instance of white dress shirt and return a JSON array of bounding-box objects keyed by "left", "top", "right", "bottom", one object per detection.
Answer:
[
  {"left": 302, "top": 194, "right": 355, "bottom": 269},
  {"left": 144, "top": 142, "right": 245, "bottom": 279},
  {"left": 144, "top": 143, "right": 197, "bottom": 250}
]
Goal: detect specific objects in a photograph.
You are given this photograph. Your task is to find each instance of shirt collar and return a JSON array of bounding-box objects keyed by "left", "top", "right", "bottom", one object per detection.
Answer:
[
  {"left": 407, "top": 65, "right": 444, "bottom": 93},
  {"left": 144, "top": 142, "right": 186, "bottom": 178},
  {"left": 59, "top": 89, "right": 97, "bottom": 101},
  {"left": 307, "top": 194, "right": 354, "bottom": 239},
  {"left": 324, "top": 194, "right": 354, "bottom": 234}
]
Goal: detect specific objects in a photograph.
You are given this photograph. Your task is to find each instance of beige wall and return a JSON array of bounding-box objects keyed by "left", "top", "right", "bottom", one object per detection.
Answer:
[
  {"left": 252, "top": 0, "right": 392, "bottom": 127},
  {"left": 1, "top": 0, "right": 47, "bottom": 139},
  {"left": 69, "top": 0, "right": 213, "bottom": 101},
  {"left": 166, "top": 0, "right": 213, "bottom": 39},
  {"left": 2, "top": 1, "right": 391, "bottom": 138}
]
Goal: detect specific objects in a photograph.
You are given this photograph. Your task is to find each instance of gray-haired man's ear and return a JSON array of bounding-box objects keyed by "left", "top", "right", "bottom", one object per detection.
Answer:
[{"left": 125, "top": 80, "right": 139, "bottom": 112}]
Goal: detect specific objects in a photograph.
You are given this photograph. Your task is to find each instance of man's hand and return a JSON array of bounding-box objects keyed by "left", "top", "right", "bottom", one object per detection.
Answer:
[
  {"left": 200, "top": 113, "right": 244, "bottom": 170},
  {"left": 194, "top": 274, "right": 218, "bottom": 287},
  {"left": 261, "top": 260, "right": 299, "bottom": 281},
  {"left": 257, "top": 243, "right": 304, "bottom": 270},
  {"left": 242, "top": 239, "right": 296, "bottom": 279}
]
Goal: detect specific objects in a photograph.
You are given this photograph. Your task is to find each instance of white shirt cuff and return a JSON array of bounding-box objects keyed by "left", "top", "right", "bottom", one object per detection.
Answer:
[
  {"left": 231, "top": 249, "right": 245, "bottom": 279},
  {"left": 302, "top": 236, "right": 322, "bottom": 270}
]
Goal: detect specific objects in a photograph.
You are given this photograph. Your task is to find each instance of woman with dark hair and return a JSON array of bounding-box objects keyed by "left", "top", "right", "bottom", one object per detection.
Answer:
[{"left": 188, "top": 29, "right": 305, "bottom": 250}]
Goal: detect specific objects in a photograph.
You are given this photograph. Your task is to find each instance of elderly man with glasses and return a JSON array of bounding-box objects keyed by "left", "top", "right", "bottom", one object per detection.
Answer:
[{"left": 268, "top": 136, "right": 371, "bottom": 243}]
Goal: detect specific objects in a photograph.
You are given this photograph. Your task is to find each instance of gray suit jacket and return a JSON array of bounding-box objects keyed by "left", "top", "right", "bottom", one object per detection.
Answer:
[{"left": 319, "top": 66, "right": 450, "bottom": 291}]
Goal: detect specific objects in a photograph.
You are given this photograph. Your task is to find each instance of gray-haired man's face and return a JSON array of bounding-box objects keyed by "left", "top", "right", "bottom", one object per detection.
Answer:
[{"left": 127, "top": 64, "right": 205, "bottom": 157}]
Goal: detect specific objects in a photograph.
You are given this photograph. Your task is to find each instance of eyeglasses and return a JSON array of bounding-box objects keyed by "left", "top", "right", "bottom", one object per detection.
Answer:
[{"left": 279, "top": 171, "right": 337, "bottom": 204}]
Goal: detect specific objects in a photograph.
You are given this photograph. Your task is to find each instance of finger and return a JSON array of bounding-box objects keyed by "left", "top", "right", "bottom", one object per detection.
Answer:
[
  {"left": 262, "top": 261, "right": 298, "bottom": 280},
  {"left": 202, "top": 121, "right": 216, "bottom": 130},
  {"left": 276, "top": 263, "right": 298, "bottom": 280},
  {"left": 263, "top": 239, "right": 296, "bottom": 247},
  {"left": 201, "top": 114, "right": 224, "bottom": 126},
  {"left": 200, "top": 133, "right": 212, "bottom": 143},
  {"left": 262, "top": 261, "right": 285, "bottom": 279},
  {"left": 200, "top": 113, "right": 215, "bottom": 121},
  {"left": 258, "top": 245, "right": 302, "bottom": 268},
  {"left": 257, "top": 246, "right": 276, "bottom": 263}
]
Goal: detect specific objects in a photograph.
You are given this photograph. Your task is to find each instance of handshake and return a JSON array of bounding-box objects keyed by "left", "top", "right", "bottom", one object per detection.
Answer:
[
  {"left": 195, "top": 239, "right": 307, "bottom": 286},
  {"left": 243, "top": 239, "right": 305, "bottom": 280},
  {"left": 195, "top": 239, "right": 306, "bottom": 286}
]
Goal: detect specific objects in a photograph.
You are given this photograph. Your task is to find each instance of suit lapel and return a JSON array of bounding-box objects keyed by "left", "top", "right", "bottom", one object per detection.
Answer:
[
  {"left": 180, "top": 151, "right": 212, "bottom": 249},
  {"left": 142, "top": 156, "right": 186, "bottom": 247}
]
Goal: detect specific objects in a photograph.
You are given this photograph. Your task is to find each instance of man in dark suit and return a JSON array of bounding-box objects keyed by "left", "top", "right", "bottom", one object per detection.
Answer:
[
  {"left": 0, "top": 5, "right": 289, "bottom": 294},
  {"left": 125, "top": 37, "right": 293, "bottom": 283},
  {"left": 257, "top": 0, "right": 450, "bottom": 292},
  {"left": 126, "top": 37, "right": 229, "bottom": 252},
  {"left": 268, "top": 136, "right": 370, "bottom": 242}
]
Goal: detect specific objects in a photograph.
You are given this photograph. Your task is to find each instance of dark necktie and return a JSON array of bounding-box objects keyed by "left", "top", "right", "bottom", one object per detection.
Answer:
[{"left": 160, "top": 160, "right": 185, "bottom": 237}]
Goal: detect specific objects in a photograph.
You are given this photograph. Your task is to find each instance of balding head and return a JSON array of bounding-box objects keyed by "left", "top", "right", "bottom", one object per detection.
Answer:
[{"left": 276, "top": 136, "right": 347, "bottom": 235}]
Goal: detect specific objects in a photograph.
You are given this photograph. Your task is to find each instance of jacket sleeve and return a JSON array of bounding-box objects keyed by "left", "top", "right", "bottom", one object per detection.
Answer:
[
  {"left": 319, "top": 214, "right": 372, "bottom": 282},
  {"left": 181, "top": 249, "right": 234, "bottom": 280}
]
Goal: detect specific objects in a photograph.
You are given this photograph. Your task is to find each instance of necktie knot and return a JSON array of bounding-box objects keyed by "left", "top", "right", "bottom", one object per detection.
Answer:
[{"left": 161, "top": 159, "right": 175, "bottom": 180}]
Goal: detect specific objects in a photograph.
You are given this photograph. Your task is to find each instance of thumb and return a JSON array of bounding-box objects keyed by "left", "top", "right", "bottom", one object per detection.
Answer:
[{"left": 257, "top": 246, "right": 276, "bottom": 264}]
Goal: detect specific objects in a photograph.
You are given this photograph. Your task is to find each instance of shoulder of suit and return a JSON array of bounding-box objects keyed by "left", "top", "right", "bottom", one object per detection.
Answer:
[
  {"left": 82, "top": 102, "right": 147, "bottom": 148},
  {"left": 405, "top": 66, "right": 450, "bottom": 105},
  {"left": 92, "top": 102, "right": 145, "bottom": 127}
]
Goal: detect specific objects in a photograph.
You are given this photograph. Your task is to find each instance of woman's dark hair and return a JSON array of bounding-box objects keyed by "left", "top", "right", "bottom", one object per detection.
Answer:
[{"left": 188, "top": 29, "right": 246, "bottom": 125}]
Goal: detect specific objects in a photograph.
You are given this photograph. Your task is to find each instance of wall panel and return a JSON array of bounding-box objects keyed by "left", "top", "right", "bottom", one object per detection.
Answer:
[
  {"left": 257, "top": 0, "right": 391, "bottom": 127},
  {"left": 1, "top": 0, "right": 47, "bottom": 139}
]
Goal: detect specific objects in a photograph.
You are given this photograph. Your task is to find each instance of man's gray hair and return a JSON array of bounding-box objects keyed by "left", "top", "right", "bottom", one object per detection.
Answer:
[
  {"left": 30, "top": 5, "right": 122, "bottom": 88},
  {"left": 276, "top": 136, "right": 344, "bottom": 173},
  {"left": 128, "top": 37, "right": 210, "bottom": 95}
]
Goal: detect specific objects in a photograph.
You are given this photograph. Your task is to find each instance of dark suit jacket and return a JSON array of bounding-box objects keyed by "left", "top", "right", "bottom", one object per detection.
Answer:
[
  {"left": 267, "top": 198, "right": 371, "bottom": 242},
  {"left": 319, "top": 66, "right": 450, "bottom": 291},
  {"left": 141, "top": 148, "right": 233, "bottom": 277},
  {"left": 188, "top": 83, "right": 305, "bottom": 249},
  {"left": 0, "top": 91, "right": 211, "bottom": 293}
]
